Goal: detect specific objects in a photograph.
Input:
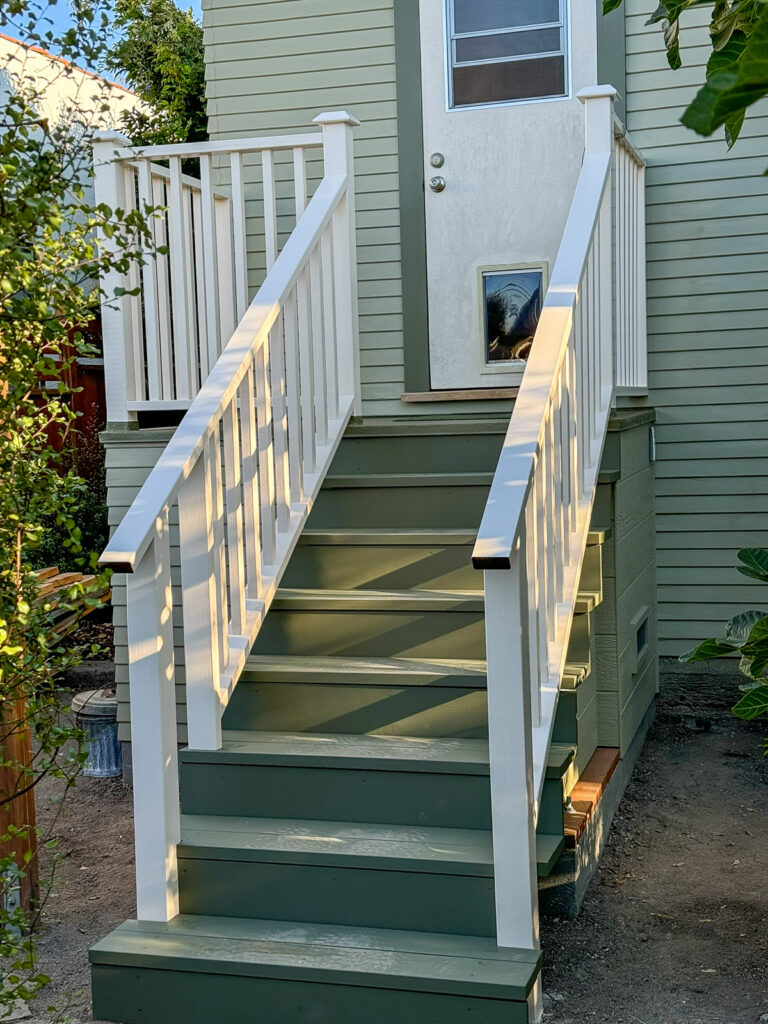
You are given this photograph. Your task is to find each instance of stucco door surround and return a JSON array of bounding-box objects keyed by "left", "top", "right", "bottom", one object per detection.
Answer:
[{"left": 418, "top": 0, "right": 593, "bottom": 391}]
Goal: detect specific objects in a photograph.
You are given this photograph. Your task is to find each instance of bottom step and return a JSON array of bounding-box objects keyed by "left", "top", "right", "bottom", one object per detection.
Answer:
[{"left": 91, "top": 915, "right": 540, "bottom": 1024}]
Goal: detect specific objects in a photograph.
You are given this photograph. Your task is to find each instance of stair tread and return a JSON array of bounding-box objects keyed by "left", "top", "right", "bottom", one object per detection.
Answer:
[
  {"left": 90, "top": 915, "right": 540, "bottom": 999},
  {"left": 324, "top": 472, "right": 493, "bottom": 488},
  {"left": 179, "top": 814, "right": 494, "bottom": 873},
  {"left": 244, "top": 654, "right": 488, "bottom": 677},
  {"left": 299, "top": 529, "right": 477, "bottom": 546},
  {"left": 183, "top": 729, "right": 575, "bottom": 778},
  {"left": 180, "top": 814, "right": 566, "bottom": 877},
  {"left": 272, "top": 588, "right": 483, "bottom": 611}
]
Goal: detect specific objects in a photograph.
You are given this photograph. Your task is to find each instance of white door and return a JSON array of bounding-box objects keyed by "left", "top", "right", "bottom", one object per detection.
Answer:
[{"left": 418, "top": 0, "right": 593, "bottom": 391}]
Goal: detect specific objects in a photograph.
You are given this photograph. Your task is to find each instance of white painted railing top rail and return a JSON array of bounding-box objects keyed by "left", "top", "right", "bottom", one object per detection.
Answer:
[
  {"left": 471, "top": 87, "right": 645, "bottom": 955},
  {"left": 97, "top": 112, "right": 361, "bottom": 923},
  {"left": 92, "top": 124, "right": 327, "bottom": 420}
]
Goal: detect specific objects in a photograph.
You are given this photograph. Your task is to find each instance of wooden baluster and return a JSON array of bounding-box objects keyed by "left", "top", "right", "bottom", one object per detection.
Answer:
[
  {"left": 178, "top": 449, "right": 223, "bottom": 750},
  {"left": 238, "top": 364, "right": 262, "bottom": 601},
  {"left": 230, "top": 152, "right": 249, "bottom": 320},
  {"left": 216, "top": 197, "right": 236, "bottom": 349},
  {"left": 126, "top": 512, "right": 180, "bottom": 921},
  {"left": 283, "top": 288, "right": 304, "bottom": 503},
  {"left": 524, "top": 499, "right": 542, "bottom": 728},
  {"left": 310, "top": 245, "right": 328, "bottom": 446},
  {"left": 636, "top": 160, "right": 647, "bottom": 390},
  {"left": 137, "top": 159, "right": 162, "bottom": 401},
  {"left": 151, "top": 172, "right": 173, "bottom": 400},
  {"left": 254, "top": 341, "right": 277, "bottom": 566},
  {"left": 269, "top": 312, "right": 291, "bottom": 532},
  {"left": 542, "top": 412, "right": 557, "bottom": 641},
  {"left": 555, "top": 369, "right": 570, "bottom": 568},
  {"left": 199, "top": 154, "right": 221, "bottom": 373},
  {"left": 168, "top": 158, "right": 191, "bottom": 401},
  {"left": 208, "top": 429, "right": 229, "bottom": 674},
  {"left": 122, "top": 164, "right": 145, "bottom": 405},
  {"left": 321, "top": 225, "right": 339, "bottom": 421},
  {"left": 296, "top": 265, "right": 316, "bottom": 476},
  {"left": 263, "top": 149, "right": 278, "bottom": 270},
  {"left": 567, "top": 341, "right": 580, "bottom": 532},
  {"left": 182, "top": 186, "right": 199, "bottom": 395},
  {"left": 222, "top": 399, "right": 247, "bottom": 638},
  {"left": 192, "top": 189, "right": 209, "bottom": 384},
  {"left": 293, "top": 146, "right": 307, "bottom": 222}
]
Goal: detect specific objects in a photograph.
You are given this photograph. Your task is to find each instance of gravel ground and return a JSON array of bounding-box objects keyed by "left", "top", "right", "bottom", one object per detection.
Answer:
[{"left": 23, "top": 679, "right": 768, "bottom": 1023}]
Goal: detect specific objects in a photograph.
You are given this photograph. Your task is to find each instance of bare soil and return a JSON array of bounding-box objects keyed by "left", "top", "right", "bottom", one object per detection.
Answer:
[{"left": 25, "top": 682, "right": 768, "bottom": 1023}]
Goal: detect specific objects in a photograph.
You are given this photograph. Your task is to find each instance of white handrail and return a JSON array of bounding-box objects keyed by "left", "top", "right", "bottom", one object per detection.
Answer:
[
  {"left": 472, "top": 86, "right": 646, "bottom": 955},
  {"left": 100, "top": 173, "right": 346, "bottom": 572},
  {"left": 99, "top": 112, "right": 361, "bottom": 923}
]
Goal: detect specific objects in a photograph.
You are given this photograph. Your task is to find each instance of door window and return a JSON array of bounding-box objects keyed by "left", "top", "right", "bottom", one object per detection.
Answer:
[{"left": 448, "top": 0, "right": 568, "bottom": 108}]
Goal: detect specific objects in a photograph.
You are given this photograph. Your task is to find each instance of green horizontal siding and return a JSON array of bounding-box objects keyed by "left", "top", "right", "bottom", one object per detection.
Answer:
[
  {"left": 202, "top": 0, "right": 404, "bottom": 411},
  {"left": 625, "top": 0, "right": 768, "bottom": 656}
]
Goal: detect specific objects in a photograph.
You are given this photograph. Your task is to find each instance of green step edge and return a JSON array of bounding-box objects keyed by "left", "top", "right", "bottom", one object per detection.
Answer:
[
  {"left": 89, "top": 915, "right": 541, "bottom": 1001},
  {"left": 181, "top": 731, "right": 576, "bottom": 782}
]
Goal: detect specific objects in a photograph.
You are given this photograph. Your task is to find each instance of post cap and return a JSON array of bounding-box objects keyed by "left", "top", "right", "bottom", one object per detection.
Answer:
[
  {"left": 91, "top": 128, "right": 132, "bottom": 147},
  {"left": 576, "top": 86, "right": 619, "bottom": 104},
  {"left": 313, "top": 110, "right": 361, "bottom": 127}
]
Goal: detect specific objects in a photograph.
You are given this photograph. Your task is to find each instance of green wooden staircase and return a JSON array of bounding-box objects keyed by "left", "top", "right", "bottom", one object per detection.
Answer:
[{"left": 91, "top": 418, "right": 605, "bottom": 1024}]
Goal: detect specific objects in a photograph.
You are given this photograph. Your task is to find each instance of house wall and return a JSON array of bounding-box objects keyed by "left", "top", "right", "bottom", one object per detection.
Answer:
[
  {"left": 624, "top": 2, "right": 768, "bottom": 655},
  {"left": 203, "top": 0, "right": 407, "bottom": 416},
  {"left": 202, "top": 0, "right": 625, "bottom": 414}
]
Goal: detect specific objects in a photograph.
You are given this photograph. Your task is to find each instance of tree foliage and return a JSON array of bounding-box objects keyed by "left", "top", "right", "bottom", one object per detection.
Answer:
[
  {"left": 0, "top": 0, "right": 158, "bottom": 1011},
  {"left": 106, "top": 0, "right": 206, "bottom": 145},
  {"left": 603, "top": 1, "right": 768, "bottom": 148}
]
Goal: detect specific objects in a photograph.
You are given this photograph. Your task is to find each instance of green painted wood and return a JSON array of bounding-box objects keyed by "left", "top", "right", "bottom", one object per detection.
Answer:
[
  {"left": 90, "top": 915, "right": 539, "bottom": 999},
  {"left": 536, "top": 833, "right": 565, "bottom": 877},
  {"left": 178, "top": 858, "right": 497, "bottom": 935},
  {"left": 393, "top": 0, "right": 430, "bottom": 393}
]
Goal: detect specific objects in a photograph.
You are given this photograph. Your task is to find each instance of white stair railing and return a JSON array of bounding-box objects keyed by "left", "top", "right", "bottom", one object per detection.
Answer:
[
  {"left": 613, "top": 120, "right": 647, "bottom": 393},
  {"left": 96, "top": 112, "right": 361, "bottom": 922},
  {"left": 92, "top": 123, "right": 332, "bottom": 418},
  {"left": 472, "top": 87, "right": 646, "bottom": 955}
]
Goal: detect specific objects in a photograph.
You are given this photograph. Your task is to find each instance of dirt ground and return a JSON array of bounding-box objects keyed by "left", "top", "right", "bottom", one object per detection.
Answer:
[{"left": 25, "top": 680, "right": 768, "bottom": 1024}]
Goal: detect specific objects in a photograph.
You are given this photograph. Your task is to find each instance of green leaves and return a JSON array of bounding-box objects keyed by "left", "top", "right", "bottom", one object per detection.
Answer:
[
  {"left": 737, "top": 547, "right": 768, "bottom": 581},
  {"left": 733, "top": 685, "right": 768, "bottom": 720},
  {"left": 602, "top": 0, "right": 768, "bottom": 149}
]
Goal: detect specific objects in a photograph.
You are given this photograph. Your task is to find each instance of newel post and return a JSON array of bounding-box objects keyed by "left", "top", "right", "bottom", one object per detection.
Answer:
[
  {"left": 313, "top": 111, "right": 362, "bottom": 417},
  {"left": 578, "top": 87, "right": 617, "bottom": 406},
  {"left": 125, "top": 511, "right": 180, "bottom": 921},
  {"left": 91, "top": 130, "right": 134, "bottom": 424},
  {"left": 484, "top": 554, "right": 540, "bottom": 954}
]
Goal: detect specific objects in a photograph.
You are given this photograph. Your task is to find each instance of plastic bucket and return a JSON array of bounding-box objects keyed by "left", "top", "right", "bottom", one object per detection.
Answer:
[{"left": 72, "top": 688, "right": 122, "bottom": 778}]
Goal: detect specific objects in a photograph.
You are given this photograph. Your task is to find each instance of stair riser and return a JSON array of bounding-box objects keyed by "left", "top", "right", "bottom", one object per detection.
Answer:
[
  {"left": 330, "top": 432, "right": 505, "bottom": 476},
  {"left": 251, "top": 609, "right": 486, "bottom": 659},
  {"left": 307, "top": 485, "right": 491, "bottom": 530},
  {"left": 178, "top": 858, "right": 496, "bottom": 937},
  {"left": 91, "top": 966, "right": 530, "bottom": 1024},
  {"left": 224, "top": 682, "right": 489, "bottom": 738},
  {"left": 180, "top": 763, "right": 493, "bottom": 829},
  {"left": 282, "top": 544, "right": 479, "bottom": 592}
]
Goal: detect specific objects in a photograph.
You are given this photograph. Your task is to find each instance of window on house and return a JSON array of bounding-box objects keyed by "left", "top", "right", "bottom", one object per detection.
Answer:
[{"left": 448, "top": 0, "right": 568, "bottom": 108}]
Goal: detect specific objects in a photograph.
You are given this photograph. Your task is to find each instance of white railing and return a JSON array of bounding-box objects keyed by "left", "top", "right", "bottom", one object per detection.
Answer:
[
  {"left": 95, "top": 113, "right": 360, "bottom": 921},
  {"left": 92, "top": 125, "right": 327, "bottom": 417},
  {"left": 472, "top": 87, "right": 644, "bottom": 957},
  {"left": 613, "top": 120, "right": 647, "bottom": 393}
]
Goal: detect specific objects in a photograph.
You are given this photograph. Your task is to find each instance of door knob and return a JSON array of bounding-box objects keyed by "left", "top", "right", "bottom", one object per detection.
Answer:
[{"left": 429, "top": 175, "right": 446, "bottom": 193}]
